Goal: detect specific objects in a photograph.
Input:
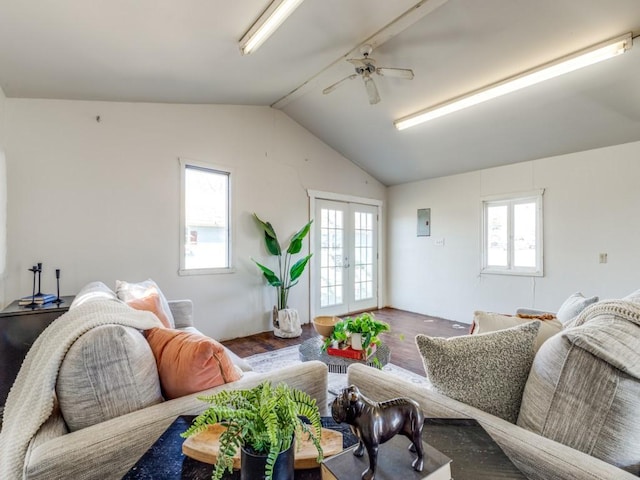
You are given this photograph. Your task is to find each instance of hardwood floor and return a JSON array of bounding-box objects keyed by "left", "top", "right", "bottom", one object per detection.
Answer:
[{"left": 222, "top": 308, "right": 468, "bottom": 376}]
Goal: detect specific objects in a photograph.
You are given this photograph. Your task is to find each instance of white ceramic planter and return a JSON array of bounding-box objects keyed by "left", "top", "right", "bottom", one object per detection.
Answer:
[
  {"left": 350, "top": 332, "right": 363, "bottom": 350},
  {"left": 273, "top": 308, "right": 302, "bottom": 338}
]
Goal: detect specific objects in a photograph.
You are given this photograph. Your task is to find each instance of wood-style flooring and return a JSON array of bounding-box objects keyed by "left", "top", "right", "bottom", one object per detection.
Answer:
[{"left": 222, "top": 308, "right": 468, "bottom": 376}]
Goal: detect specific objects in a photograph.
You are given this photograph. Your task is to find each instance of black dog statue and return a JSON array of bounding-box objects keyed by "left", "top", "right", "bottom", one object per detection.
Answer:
[{"left": 331, "top": 385, "right": 424, "bottom": 480}]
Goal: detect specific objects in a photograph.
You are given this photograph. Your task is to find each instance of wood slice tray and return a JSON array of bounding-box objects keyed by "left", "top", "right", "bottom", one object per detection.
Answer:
[{"left": 182, "top": 424, "right": 343, "bottom": 470}]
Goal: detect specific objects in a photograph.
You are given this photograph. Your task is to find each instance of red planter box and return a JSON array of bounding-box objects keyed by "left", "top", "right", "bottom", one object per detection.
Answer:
[{"left": 327, "top": 344, "right": 376, "bottom": 360}]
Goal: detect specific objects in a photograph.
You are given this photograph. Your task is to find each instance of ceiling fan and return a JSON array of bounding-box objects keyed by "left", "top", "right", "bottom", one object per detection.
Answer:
[{"left": 322, "top": 44, "right": 414, "bottom": 105}]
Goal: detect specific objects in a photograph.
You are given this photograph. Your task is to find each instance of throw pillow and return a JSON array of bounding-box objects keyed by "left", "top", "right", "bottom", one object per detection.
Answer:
[
  {"left": 57, "top": 325, "right": 163, "bottom": 432},
  {"left": 556, "top": 292, "right": 598, "bottom": 324},
  {"left": 115, "top": 279, "right": 175, "bottom": 328},
  {"left": 471, "top": 311, "right": 562, "bottom": 352},
  {"left": 624, "top": 288, "right": 640, "bottom": 305},
  {"left": 416, "top": 321, "right": 540, "bottom": 423},
  {"left": 125, "top": 289, "right": 172, "bottom": 328},
  {"left": 70, "top": 281, "right": 119, "bottom": 310},
  {"left": 145, "top": 328, "right": 242, "bottom": 399}
]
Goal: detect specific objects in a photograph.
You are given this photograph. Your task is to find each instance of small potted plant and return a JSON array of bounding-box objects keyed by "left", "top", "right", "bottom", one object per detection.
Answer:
[
  {"left": 181, "top": 381, "right": 323, "bottom": 480},
  {"left": 322, "top": 312, "right": 390, "bottom": 360}
]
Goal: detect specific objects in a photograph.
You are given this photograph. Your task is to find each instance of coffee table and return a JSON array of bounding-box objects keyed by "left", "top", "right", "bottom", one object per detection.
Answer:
[
  {"left": 298, "top": 336, "right": 390, "bottom": 373},
  {"left": 124, "top": 416, "right": 525, "bottom": 479}
]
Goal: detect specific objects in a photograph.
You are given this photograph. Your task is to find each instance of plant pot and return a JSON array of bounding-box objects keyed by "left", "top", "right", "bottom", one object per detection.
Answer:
[
  {"left": 273, "top": 307, "right": 302, "bottom": 338},
  {"left": 240, "top": 441, "right": 294, "bottom": 480},
  {"left": 350, "top": 332, "right": 363, "bottom": 350}
]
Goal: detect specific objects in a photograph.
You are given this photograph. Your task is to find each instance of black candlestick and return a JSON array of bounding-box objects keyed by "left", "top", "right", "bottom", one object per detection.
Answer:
[
  {"left": 36, "top": 262, "right": 43, "bottom": 295},
  {"left": 28, "top": 265, "right": 38, "bottom": 307},
  {"left": 55, "top": 269, "right": 64, "bottom": 304}
]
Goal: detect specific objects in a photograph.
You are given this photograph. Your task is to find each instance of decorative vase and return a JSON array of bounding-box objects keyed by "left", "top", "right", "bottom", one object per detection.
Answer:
[
  {"left": 350, "top": 332, "right": 364, "bottom": 350},
  {"left": 240, "top": 441, "right": 295, "bottom": 480},
  {"left": 272, "top": 307, "right": 302, "bottom": 338}
]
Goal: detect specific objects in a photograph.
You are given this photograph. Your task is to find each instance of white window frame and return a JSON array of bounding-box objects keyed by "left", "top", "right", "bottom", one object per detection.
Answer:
[
  {"left": 481, "top": 189, "right": 544, "bottom": 277},
  {"left": 179, "top": 158, "right": 234, "bottom": 276}
]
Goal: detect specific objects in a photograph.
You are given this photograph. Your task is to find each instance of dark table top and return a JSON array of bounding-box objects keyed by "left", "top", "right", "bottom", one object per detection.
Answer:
[{"left": 124, "top": 416, "right": 525, "bottom": 480}]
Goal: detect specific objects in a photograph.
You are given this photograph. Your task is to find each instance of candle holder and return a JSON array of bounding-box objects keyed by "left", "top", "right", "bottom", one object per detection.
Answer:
[
  {"left": 27, "top": 265, "right": 39, "bottom": 308},
  {"left": 36, "top": 262, "right": 43, "bottom": 296},
  {"left": 54, "top": 269, "right": 64, "bottom": 304}
]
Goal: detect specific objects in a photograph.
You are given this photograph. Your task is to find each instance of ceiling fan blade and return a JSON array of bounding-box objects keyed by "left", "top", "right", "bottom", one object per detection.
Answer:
[
  {"left": 363, "top": 75, "right": 381, "bottom": 105},
  {"left": 376, "top": 67, "right": 414, "bottom": 80},
  {"left": 322, "top": 74, "right": 358, "bottom": 95},
  {"left": 346, "top": 58, "right": 367, "bottom": 68}
]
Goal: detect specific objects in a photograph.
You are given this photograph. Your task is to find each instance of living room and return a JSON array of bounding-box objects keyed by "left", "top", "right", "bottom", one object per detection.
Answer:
[{"left": 0, "top": 1, "right": 639, "bottom": 479}]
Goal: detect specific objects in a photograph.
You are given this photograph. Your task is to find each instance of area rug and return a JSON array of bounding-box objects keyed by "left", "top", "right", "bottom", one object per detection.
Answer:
[{"left": 244, "top": 345, "right": 430, "bottom": 397}]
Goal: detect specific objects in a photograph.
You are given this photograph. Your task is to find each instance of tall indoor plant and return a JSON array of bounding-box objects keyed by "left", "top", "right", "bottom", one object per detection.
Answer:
[
  {"left": 181, "top": 381, "right": 323, "bottom": 480},
  {"left": 252, "top": 213, "right": 313, "bottom": 338}
]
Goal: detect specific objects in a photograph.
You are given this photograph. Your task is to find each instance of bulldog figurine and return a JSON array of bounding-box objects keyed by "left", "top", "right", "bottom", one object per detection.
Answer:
[{"left": 331, "top": 385, "right": 424, "bottom": 480}]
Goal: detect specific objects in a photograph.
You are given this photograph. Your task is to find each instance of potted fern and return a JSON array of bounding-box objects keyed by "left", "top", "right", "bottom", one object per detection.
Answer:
[
  {"left": 181, "top": 381, "right": 323, "bottom": 480},
  {"left": 252, "top": 213, "right": 313, "bottom": 338}
]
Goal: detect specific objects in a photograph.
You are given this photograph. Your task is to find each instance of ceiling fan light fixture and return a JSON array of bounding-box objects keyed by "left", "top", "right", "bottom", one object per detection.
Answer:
[
  {"left": 394, "top": 32, "right": 633, "bottom": 131},
  {"left": 239, "top": 0, "right": 305, "bottom": 55}
]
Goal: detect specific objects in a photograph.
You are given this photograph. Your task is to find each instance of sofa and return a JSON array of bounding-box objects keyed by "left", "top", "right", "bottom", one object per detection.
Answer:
[
  {"left": 0, "top": 282, "right": 329, "bottom": 480},
  {"left": 348, "top": 290, "right": 640, "bottom": 480}
]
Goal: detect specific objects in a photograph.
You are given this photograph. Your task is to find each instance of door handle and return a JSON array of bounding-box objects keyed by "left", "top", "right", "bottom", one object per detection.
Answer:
[{"left": 343, "top": 256, "right": 350, "bottom": 269}]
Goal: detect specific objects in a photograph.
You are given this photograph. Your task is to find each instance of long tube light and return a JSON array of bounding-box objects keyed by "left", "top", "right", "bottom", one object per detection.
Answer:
[
  {"left": 239, "top": 0, "right": 305, "bottom": 55},
  {"left": 394, "top": 33, "right": 633, "bottom": 131}
]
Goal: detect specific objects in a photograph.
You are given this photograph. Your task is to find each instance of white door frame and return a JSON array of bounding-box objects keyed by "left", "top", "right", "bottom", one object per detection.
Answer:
[{"left": 308, "top": 190, "right": 384, "bottom": 320}]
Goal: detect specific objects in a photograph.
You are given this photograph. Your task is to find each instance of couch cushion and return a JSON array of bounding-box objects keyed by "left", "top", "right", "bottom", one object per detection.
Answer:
[
  {"left": 556, "top": 292, "right": 598, "bottom": 324},
  {"left": 471, "top": 311, "right": 562, "bottom": 352},
  {"left": 145, "top": 328, "right": 242, "bottom": 399},
  {"left": 56, "top": 325, "right": 163, "bottom": 432},
  {"left": 518, "top": 324, "right": 640, "bottom": 475},
  {"left": 115, "top": 279, "right": 175, "bottom": 328},
  {"left": 416, "top": 321, "right": 539, "bottom": 423}
]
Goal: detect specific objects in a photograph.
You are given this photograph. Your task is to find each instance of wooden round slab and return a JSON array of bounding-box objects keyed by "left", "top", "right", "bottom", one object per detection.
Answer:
[{"left": 182, "top": 424, "right": 343, "bottom": 470}]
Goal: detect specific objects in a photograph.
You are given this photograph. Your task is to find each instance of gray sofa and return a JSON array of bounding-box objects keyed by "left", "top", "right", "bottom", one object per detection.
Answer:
[
  {"left": 13, "top": 284, "right": 329, "bottom": 480},
  {"left": 348, "top": 292, "right": 640, "bottom": 480}
]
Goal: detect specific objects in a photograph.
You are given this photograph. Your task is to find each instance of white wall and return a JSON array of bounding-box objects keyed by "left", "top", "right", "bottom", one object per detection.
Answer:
[
  {"left": 4, "top": 99, "right": 385, "bottom": 340},
  {"left": 388, "top": 141, "right": 640, "bottom": 323},
  {"left": 0, "top": 86, "right": 6, "bottom": 307}
]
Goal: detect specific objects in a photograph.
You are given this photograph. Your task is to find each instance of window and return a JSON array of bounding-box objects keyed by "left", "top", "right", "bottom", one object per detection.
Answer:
[
  {"left": 481, "top": 190, "right": 543, "bottom": 276},
  {"left": 179, "top": 159, "right": 232, "bottom": 275}
]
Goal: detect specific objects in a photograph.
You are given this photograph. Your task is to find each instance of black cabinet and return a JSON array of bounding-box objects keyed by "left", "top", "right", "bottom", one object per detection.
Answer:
[{"left": 0, "top": 296, "right": 74, "bottom": 417}]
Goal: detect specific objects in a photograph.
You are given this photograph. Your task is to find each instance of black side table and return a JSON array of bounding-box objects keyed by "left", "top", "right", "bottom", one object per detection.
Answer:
[{"left": 0, "top": 296, "right": 74, "bottom": 418}]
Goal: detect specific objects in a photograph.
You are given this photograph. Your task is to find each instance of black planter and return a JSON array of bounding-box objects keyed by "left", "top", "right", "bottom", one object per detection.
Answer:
[{"left": 240, "top": 441, "right": 295, "bottom": 480}]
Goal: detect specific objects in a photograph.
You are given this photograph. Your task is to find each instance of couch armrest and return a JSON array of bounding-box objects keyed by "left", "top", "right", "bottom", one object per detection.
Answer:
[
  {"left": 347, "top": 364, "right": 635, "bottom": 480},
  {"left": 168, "top": 299, "right": 194, "bottom": 329},
  {"left": 516, "top": 307, "right": 556, "bottom": 316},
  {"left": 25, "top": 361, "right": 328, "bottom": 480}
]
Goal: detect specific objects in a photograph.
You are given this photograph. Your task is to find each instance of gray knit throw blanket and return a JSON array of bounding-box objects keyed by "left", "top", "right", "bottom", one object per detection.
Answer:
[{"left": 0, "top": 299, "right": 161, "bottom": 480}]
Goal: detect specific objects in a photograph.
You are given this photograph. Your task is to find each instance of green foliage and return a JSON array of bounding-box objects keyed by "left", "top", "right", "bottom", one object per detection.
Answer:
[
  {"left": 252, "top": 213, "right": 313, "bottom": 310},
  {"left": 181, "top": 381, "right": 323, "bottom": 480},
  {"left": 321, "top": 312, "right": 390, "bottom": 364}
]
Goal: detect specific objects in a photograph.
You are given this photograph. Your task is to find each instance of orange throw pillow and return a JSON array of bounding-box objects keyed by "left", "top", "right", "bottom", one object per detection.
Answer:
[
  {"left": 126, "top": 291, "right": 172, "bottom": 328},
  {"left": 145, "top": 328, "right": 242, "bottom": 399}
]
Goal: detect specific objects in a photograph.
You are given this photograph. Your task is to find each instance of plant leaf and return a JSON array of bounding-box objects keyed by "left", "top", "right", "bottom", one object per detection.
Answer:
[
  {"left": 289, "top": 254, "right": 312, "bottom": 283},
  {"left": 286, "top": 220, "right": 313, "bottom": 255},
  {"left": 253, "top": 213, "right": 281, "bottom": 256},
  {"left": 252, "top": 259, "right": 282, "bottom": 286}
]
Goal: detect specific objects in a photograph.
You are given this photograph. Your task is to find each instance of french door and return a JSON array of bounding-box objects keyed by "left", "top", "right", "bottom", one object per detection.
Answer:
[{"left": 313, "top": 199, "right": 379, "bottom": 317}]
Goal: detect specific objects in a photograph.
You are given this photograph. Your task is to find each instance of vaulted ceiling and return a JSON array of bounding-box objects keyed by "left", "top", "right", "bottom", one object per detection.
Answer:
[{"left": 1, "top": 0, "right": 639, "bottom": 185}]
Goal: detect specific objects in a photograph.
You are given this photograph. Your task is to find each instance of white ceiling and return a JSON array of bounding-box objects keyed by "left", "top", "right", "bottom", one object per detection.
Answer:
[{"left": 1, "top": 0, "right": 639, "bottom": 185}]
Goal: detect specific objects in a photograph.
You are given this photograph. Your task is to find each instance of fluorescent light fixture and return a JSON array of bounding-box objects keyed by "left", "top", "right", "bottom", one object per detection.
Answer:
[
  {"left": 239, "top": 0, "right": 305, "bottom": 55},
  {"left": 394, "top": 33, "right": 633, "bottom": 131}
]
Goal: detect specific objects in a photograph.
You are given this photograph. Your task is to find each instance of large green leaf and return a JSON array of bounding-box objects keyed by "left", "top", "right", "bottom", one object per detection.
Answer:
[
  {"left": 253, "top": 213, "right": 281, "bottom": 256},
  {"left": 252, "top": 259, "right": 282, "bottom": 287},
  {"left": 289, "top": 254, "right": 312, "bottom": 283},
  {"left": 286, "top": 220, "right": 313, "bottom": 255}
]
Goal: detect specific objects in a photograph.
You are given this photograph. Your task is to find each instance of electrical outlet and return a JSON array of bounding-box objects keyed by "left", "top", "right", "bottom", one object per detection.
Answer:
[
  {"left": 599, "top": 253, "right": 608, "bottom": 264},
  {"left": 434, "top": 238, "right": 445, "bottom": 247}
]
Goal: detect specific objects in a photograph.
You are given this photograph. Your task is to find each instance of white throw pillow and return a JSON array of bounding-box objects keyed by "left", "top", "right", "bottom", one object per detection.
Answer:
[
  {"left": 623, "top": 288, "right": 640, "bottom": 305},
  {"left": 115, "top": 279, "right": 176, "bottom": 328},
  {"left": 556, "top": 292, "right": 598, "bottom": 324},
  {"left": 472, "top": 311, "right": 562, "bottom": 352}
]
